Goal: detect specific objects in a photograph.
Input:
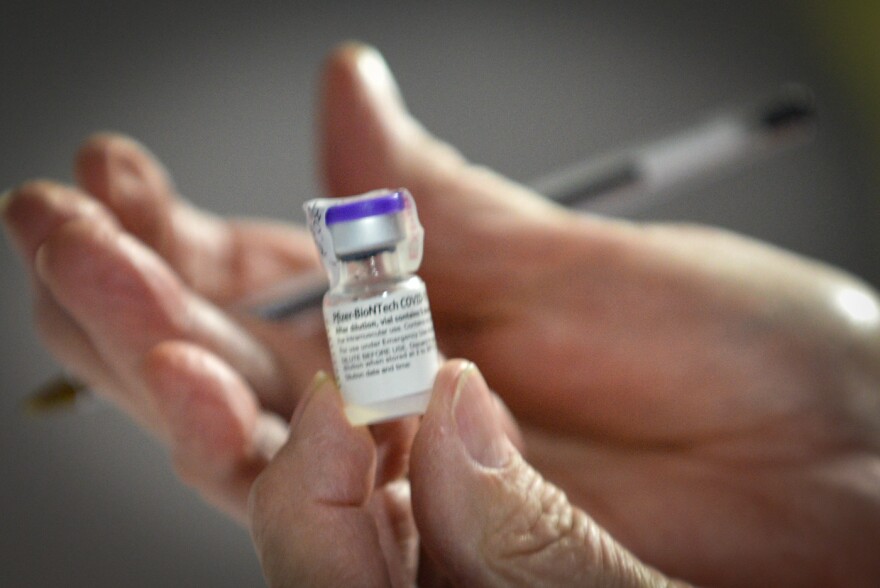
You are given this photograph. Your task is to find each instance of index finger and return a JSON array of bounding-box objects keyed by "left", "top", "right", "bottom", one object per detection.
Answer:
[{"left": 248, "top": 374, "right": 394, "bottom": 586}]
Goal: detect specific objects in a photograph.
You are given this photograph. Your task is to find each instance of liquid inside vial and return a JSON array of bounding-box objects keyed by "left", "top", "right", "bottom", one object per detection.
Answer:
[{"left": 310, "top": 190, "right": 439, "bottom": 425}]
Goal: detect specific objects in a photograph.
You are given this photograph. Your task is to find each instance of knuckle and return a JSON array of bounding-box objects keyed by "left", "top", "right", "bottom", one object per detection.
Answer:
[{"left": 481, "top": 465, "right": 603, "bottom": 583}]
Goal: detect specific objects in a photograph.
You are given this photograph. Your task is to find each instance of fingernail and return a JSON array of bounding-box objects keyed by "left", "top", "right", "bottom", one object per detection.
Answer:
[
  {"left": 291, "top": 370, "right": 334, "bottom": 431},
  {"left": 452, "top": 363, "right": 512, "bottom": 468},
  {"left": 307, "top": 370, "right": 332, "bottom": 392},
  {"left": 353, "top": 44, "right": 401, "bottom": 100}
]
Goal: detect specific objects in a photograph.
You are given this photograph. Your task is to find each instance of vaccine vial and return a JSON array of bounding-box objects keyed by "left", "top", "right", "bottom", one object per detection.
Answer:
[{"left": 307, "top": 190, "right": 439, "bottom": 425}]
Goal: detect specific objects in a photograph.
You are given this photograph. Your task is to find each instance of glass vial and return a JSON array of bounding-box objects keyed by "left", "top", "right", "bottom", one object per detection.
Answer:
[{"left": 321, "top": 192, "right": 439, "bottom": 425}]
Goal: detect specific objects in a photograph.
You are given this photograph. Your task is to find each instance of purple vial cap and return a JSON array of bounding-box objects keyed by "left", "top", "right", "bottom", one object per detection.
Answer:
[{"left": 325, "top": 191, "right": 405, "bottom": 225}]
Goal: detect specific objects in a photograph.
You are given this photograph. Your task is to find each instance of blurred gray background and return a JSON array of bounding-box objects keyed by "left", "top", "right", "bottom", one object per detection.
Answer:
[{"left": 1, "top": 1, "right": 877, "bottom": 586}]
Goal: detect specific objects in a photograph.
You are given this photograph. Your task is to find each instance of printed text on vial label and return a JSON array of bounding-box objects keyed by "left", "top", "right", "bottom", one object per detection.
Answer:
[{"left": 327, "top": 291, "right": 437, "bottom": 404}]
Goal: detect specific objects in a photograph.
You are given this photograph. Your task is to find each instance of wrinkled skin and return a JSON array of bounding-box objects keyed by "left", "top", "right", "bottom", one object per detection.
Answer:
[{"left": 3, "top": 43, "right": 880, "bottom": 587}]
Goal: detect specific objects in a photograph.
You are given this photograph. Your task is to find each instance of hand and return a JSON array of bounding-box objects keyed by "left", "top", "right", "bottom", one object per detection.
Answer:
[
  {"left": 3, "top": 127, "right": 329, "bottom": 520},
  {"left": 321, "top": 44, "right": 880, "bottom": 585},
  {"left": 250, "top": 360, "right": 684, "bottom": 587},
  {"left": 4, "top": 42, "right": 880, "bottom": 586}
]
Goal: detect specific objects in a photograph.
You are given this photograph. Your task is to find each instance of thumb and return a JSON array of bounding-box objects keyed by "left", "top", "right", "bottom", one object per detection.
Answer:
[
  {"left": 318, "top": 42, "right": 562, "bottom": 222},
  {"left": 410, "top": 360, "right": 683, "bottom": 587}
]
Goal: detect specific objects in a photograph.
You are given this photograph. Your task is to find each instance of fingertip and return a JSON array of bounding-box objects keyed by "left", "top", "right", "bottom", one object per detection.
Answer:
[
  {"left": 449, "top": 362, "right": 514, "bottom": 469},
  {"left": 324, "top": 40, "right": 375, "bottom": 71},
  {"left": 3, "top": 181, "right": 66, "bottom": 256},
  {"left": 74, "top": 131, "right": 163, "bottom": 180},
  {"left": 248, "top": 372, "right": 389, "bottom": 586},
  {"left": 318, "top": 40, "right": 523, "bottom": 223},
  {"left": 424, "top": 359, "right": 475, "bottom": 415},
  {"left": 413, "top": 359, "right": 473, "bottom": 458},
  {"left": 307, "top": 369, "right": 335, "bottom": 398},
  {"left": 248, "top": 368, "right": 390, "bottom": 587},
  {"left": 75, "top": 132, "right": 128, "bottom": 194},
  {"left": 75, "top": 131, "right": 133, "bottom": 163},
  {"left": 334, "top": 41, "right": 401, "bottom": 100},
  {"left": 74, "top": 131, "right": 174, "bottom": 227},
  {"left": 289, "top": 370, "right": 353, "bottom": 441},
  {"left": 411, "top": 358, "right": 522, "bottom": 521},
  {"left": 411, "top": 360, "right": 486, "bottom": 491},
  {"left": 323, "top": 41, "right": 397, "bottom": 97},
  {"left": 422, "top": 359, "right": 511, "bottom": 446},
  {"left": 319, "top": 41, "right": 412, "bottom": 196},
  {"left": 288, "top": 370, "right": 331, "bottom": 431},
  {"left": 262, "top": 370, "right": 377, "bottom": 511},
  {"left": 2, "top": 181, "right": 112, "bottom": 263}
]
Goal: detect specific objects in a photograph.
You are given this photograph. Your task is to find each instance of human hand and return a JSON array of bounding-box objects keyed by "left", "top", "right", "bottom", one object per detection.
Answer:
[
  {"left": 2, "top": 138, "right": 333, "bottom": 521},
  {"left": 317, "top": 44, "right": 880, "bottom": 586},
  {"left": 4, "top": 41, "right": 880, "bottom": 586},
  {"left": 250, "top": 359, "right": 686, "bottom": 587}
]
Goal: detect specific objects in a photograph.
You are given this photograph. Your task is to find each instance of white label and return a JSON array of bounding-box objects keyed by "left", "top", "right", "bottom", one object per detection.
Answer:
[{"left": 325, "top": 284, "right": 439, "bottom": 406}]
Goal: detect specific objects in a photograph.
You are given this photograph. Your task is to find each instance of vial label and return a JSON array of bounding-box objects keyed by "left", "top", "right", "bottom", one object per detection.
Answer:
[{"left": 325, "top": 284, "right": 439, "bottom": 407}]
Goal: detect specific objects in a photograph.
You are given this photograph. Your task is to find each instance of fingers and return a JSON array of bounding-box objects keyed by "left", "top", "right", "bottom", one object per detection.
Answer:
[
  {"left": 74, "top": 133, "right": 318, "bottom": 304},
  {"left": 3, "top": 181, "right": 297, "bottom": 523},
  {"left": 248, "top": 374, "right": 395, "bottom": 587},
  {"left": 2, "top": 182, "right": 129, "bottom": 408},
  {"left": 2, "top": 180, "right": 115, "bottom": 265},
  {"left": 410, "top": 361, "right": 681, "bottom": 587},
  {"left": 73, "top": 133, "right": 177, "bottom": 249},
  {"left": 143, "top": 341, "right": 288, "bottom": 522},
  {"left": 33, "top": 213, "right": 292, "bottom": 413}
]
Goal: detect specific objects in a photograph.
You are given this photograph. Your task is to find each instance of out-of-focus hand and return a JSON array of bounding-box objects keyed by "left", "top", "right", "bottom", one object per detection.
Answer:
[
  {"left": 3, "top": 42, "right": 880, "bottom": 586},
  {"left": 1, "top": 143, "right": 326, "bottom": 519}
]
